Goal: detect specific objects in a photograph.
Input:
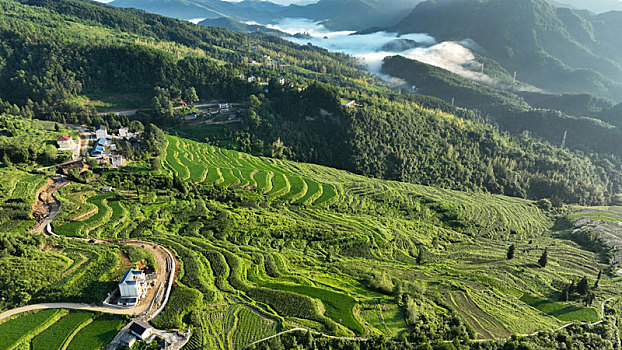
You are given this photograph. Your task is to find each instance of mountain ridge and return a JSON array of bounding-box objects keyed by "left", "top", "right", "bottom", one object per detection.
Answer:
[
  {"left": 389, "top": 0, "right": 622, "bottom": 101},
  {"left": 108, "top": 0, "right": 420, "bottom": 30}
]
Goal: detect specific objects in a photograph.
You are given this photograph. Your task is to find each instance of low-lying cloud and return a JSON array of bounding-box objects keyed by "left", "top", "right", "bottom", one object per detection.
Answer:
[{"left": 270, "top": 18, "right": 495, "bottom": 85}]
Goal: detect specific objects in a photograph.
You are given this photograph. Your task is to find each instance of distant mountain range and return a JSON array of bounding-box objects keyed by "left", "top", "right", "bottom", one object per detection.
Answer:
[
  {"left": 108, "top": 0, "right": 281, "bottom": 22},
  {"left": 107, "top": 0, "right": 419, "bottom": 30},
  {"left": 548, "top": 0, "right": 622, "bottom": 13},
  {"left": 197, "top": 17, "right": 286, "bottom": 35},
  {"left": 388, "top": 0, "right": 622, "bottom": 101}
]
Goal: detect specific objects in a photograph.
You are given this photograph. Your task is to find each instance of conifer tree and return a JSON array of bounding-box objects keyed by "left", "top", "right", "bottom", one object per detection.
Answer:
[
  {"left": 577, "top": 276, "right": 589, "bottom": 296},
  {"left": 538, "top": 248, "right": 548, "bottom": 268},
  {"left": 507, "top": 244, "right": 515, "bottom": 260}
]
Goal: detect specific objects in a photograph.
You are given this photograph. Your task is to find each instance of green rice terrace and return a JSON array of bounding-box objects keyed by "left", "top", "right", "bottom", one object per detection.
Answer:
[
  {"left": 27, "top": 134, "right": 620, "bottom": 349},
  {"left": 0, "top": 309, "right": 124, "bottom": 350}
]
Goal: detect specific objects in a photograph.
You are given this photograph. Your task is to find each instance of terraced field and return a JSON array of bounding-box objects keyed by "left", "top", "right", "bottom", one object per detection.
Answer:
[
  {"left": 520, "top": 294, "right": 599, "bottom": 323},
  {"left": 55, "top": 193, "right": 115, "bottom": 237},
  {"left": 66, "top": 316, "right": 125, "bottom": 350},
  {"left": 34, "top": 239, "right": 150, "bottom": 304},
  {"left": 445, "top": 291, "right": 510, "bottom": 339},
  {"left": 0, "top": 309, "right": 62, "bottom": 350},
  {"left": 232, "top": 307, "right": 278, "bottom": 349},
  {"left": 163, "top": 136, "right": 337, "bottom": 206},
  {"left": 31, "top": 312, "right": 95, "bottom": 350},
  {"left": 162, "top": 136, "right": 553, "bottom": 239},
  {"left": 0, "top": 169, "right": 47, "bottom": 233},
  {"left": 145, "top": 135, "right": 603, "bottom": 344},
  {"left": 0, "top": 310, "right": 124, "bottom": 350},
  {"left": 12, "top": 135, "right": 610, "bottom": 348}
]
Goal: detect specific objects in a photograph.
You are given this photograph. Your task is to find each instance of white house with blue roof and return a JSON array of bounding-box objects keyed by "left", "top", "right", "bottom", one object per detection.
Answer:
[
  {"left": 117, "top": 268, "right": 147, "bottom": 306},
  {"left": 91, "top": 138, "right": 107, "bottom": 157}
]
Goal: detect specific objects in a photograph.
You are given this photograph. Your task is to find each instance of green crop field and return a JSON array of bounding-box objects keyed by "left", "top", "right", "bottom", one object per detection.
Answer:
[
  {"left": 162, "top": 136, "right": 340, "bottom": 205},
  {"left": 2, "top": 133, "right": 617, "bottom": 349},
  {"left": 129, "top": 134, "right": 620, "bottom": 344},
  {"left": 261, "top": 282, "right": 364, "bottom": 335},
  {"left": 233, "top": 307, "right": 279, "bottom": 349},
  {"left": 0, "top": 310, "right": 62, "bottom": 350},
  {"left": 65, "top": 316, "right": 125, "bottom": 350},
  {"left": 520, "top": 294, "right": 599, "bottom": 323},
  {"left": 55, "top": 193, "right": 114, "bottom": 237},
  {"left": 31, "top": 312, "right": 95, "bottom": 350},
  {"left": 0, "top": 169, "right": 47, "bottom": 234}
]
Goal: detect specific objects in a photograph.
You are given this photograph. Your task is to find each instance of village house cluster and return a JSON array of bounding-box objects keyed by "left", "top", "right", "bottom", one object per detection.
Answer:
[
  {"left": 181, "top": 102, "right": 244, "bottom": 126},
  {"left": 90, "top": 125, "right": 139, "bottom": 168}
]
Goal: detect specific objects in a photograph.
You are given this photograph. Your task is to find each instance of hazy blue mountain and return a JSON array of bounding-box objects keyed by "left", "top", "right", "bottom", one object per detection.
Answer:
[
  {"left": 547, "top": 0, "right": 622, "bottom": 13},
  {"left": 197, "top": 17, "right": 286, "bottom": 35},
  {"left": 279, "top": 0, "right": 420, "bottom": 30},
  {"left": 108, "top": 0, "right": 283, "bottom": 21},
  {"left": 108, "top": 0, "right": 420, "bottom": 30},
  {"left": 390, "top": 0, "right": 622, "bottom": 101}
]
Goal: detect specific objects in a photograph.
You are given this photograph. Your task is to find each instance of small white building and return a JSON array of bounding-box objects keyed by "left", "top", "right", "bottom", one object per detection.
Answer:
[
  {"left": 95, "top": 125, "right": 108, "bottom": 140},
  {"left": 111, "top": 155, "right": 125, "bottom": 168},
  {"left": 219, "top": 103, "right": 230, "bottom": 112},
  {"left": 278, "top": 77, "right": 285, "bottom": 85},
  {"left": 118, "top": 127, "right": 129, "bottom": 139},
  {"left": 247, "top": 76, "right": 256, "bottom": 83},
  {"left": 117, "top": 268, "right": 147, "bottom": 306},
  {"left": 120, "top": 334, "right": 136, "bottom": 348},
  {"left": 129, "top": 320, "right": 154, "bottom": 341},
  {"left": 56, "top": 136, "right": 75, "bottom": 150}
]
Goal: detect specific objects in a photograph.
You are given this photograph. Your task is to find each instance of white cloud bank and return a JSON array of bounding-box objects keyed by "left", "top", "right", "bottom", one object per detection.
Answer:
[{"left": 270, "top": 18, "right": 494, "bottom": 85}]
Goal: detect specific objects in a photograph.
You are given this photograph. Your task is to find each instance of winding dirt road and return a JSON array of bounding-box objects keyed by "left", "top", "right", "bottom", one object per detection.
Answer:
[{"left": 2, "top": 179, "right": 178, "bottom": 324}]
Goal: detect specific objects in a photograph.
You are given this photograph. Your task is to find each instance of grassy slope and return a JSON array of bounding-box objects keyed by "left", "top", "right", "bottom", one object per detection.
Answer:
[{"left": 136, "top": 135, "right": 612, "bottom": 342}]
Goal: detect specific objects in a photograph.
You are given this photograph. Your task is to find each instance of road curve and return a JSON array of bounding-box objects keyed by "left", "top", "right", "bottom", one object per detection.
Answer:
[
  {"left": 0, "top": 303, "right": 137, "bottom": 322},
  {"left": 3, "top": 179, "right": 178, "bottom": 322}
]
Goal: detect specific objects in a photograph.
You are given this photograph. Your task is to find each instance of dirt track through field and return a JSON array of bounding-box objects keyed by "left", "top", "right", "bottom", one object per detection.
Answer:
[{"left": 444, "top": 291, "right": 510, "bottom": 339}]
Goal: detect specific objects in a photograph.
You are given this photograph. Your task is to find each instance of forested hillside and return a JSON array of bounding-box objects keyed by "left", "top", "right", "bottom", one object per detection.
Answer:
[
  {"left": 1, "top": 0, "right": 621, "bottom": 208},
  {"left": 381, "top": 55, "right": 622, "bottom": 156},
  {"left": 391, "top": 0, "right": 622, "bottom": 101}
]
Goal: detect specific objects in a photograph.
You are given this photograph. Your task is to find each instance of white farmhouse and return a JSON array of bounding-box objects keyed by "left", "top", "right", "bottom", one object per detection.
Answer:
[
  {"left": 117, "top": 268, "right": 147, "bottom": 306},
  {"left": 118, "top": 127, "right": 129, "bottom": 139},
  {"left": 96, "top": 125, "right": 108, "bottom": 139},
  {"left": 111, "top": 155, "right": 125, "bottom": 168},
  {"left": 128, "top": 320, "right": 154, "bottom": 341},
  {"left": 56, "top": 136, "right": 75, "bottom": 150}
]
